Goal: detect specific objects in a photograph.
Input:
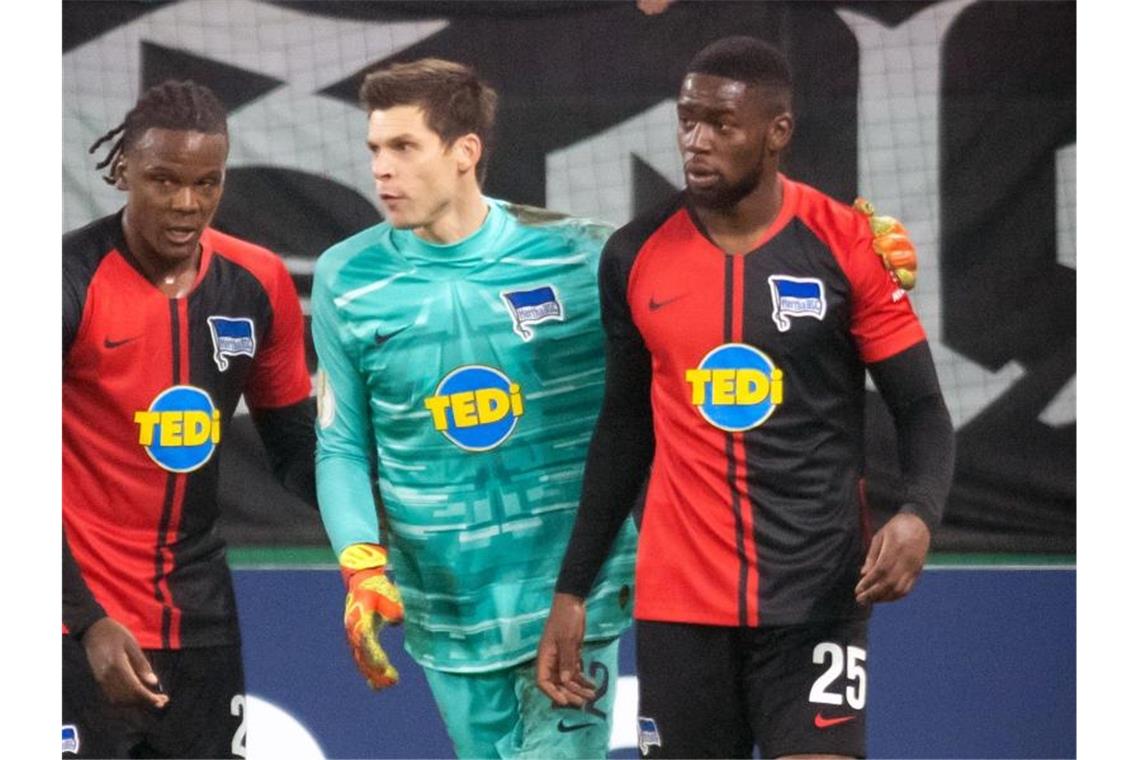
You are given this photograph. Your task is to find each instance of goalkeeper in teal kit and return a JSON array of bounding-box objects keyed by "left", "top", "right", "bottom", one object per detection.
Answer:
[{"left": 311, "top": 59, "right": 636, "bottom": 758}]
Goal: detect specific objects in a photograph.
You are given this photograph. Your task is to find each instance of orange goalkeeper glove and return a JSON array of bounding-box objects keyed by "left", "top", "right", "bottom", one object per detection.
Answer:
[
  {"left": 339, "top": 543, "right": 404, "bottom": 690},
  {"left": 854, "top": 197, "right": 918, "bottom": 291}
]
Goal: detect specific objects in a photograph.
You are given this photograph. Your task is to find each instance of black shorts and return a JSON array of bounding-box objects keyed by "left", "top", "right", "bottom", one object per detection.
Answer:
[
  {"left": 635, "top": 618, "right": 868, "bottom": 759},
  {"left": 62, "top": 635, "right": 246, "bottom": 758}
]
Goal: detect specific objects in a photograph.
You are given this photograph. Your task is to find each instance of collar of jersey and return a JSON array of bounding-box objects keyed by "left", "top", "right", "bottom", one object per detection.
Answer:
[{"left": 391, "top": 198, "right": 507, "bottom": 268}]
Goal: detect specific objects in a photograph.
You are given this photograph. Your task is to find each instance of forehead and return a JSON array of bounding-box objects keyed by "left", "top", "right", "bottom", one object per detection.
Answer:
[
  {"left": 368, "top": 105, "right": 439, "bottom": 141},
  {"left": 678, "top": 73, "right": 762, "bottom": 113},
  {"left": 128, "top": 128, "right": 228, "bottom": 168}
]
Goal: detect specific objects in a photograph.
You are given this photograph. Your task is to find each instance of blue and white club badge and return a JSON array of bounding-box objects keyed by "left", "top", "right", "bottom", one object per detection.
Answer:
[
  {"left": 638, "top": 717, "right": 662, "bottom": 755},
  {"left": 424, "top": 365, "right": 526, "bottom": 452},
  {"left": 500, "top": 285, "right": 564, "bottom": 341},
  {"left": 207, "top": 316, "right": 256, "bottom": 371},
  {"left": 768, "top": 275, "right": 827, "bottom": 332}
]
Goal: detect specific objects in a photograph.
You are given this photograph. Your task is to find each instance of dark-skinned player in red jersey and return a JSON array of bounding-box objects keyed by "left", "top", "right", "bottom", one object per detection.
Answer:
[
  {"left": 62, "top": 80, "right": 315, "bottom": 759},
  {"left": 537, "top": 37, "right": 954, "bottom": 759}
]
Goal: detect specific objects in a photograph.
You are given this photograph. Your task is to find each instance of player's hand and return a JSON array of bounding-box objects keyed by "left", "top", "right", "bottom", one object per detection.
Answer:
[
  {"left": 340, "top": 543, "right": 404, "bottom": 690},
  {"left": 82, "top": 617, "right": 169, "bottom": 709},
  {"left": 854, "top": 197, "right": 918, "bottom": 291},
  {"left": 536, "top": 592, "right": 597, "bottom": 707},
  {"left": 855, "top": 512, "right": 931, "bottom": 605}
]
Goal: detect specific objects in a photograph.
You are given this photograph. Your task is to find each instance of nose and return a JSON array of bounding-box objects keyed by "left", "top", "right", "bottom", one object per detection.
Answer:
[
  {"left": 172, "top": 185, "right": 197, "bottom": 212},
  {"left": 372, "top": 150, "right": 393, "bottom": 181},
  {"left": 683, "top": 122, "right": 712, "bottom": 153}
]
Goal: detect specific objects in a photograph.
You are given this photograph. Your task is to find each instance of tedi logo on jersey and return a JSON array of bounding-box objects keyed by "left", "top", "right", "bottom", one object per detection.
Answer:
[
  {"left": 686, "top": 344, "right": 784, "bottom": 431},
  {"left": 424, "top": 366, "right": 525, "bottom": 451},
  {"left": 768, "top": 275, "right": 827, "bottom": 332},
  {"left": 134, "top": 386, "right": 221, "bottom": 472},
  {"left": 207, "top": 316, "right": 256, "bottom": 371},
  {"left": 500, "top": 285, "right": 563, "bottom": 341}
]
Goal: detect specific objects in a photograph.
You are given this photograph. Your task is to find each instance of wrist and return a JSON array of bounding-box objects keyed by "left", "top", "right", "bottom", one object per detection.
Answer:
[{"left": 338, "top": 543, "right": 389, "bottom": 586}]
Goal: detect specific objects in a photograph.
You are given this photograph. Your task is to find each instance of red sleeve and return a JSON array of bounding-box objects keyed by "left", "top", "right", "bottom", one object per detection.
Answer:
[
  {"left": 797, "top": 187, "right": 926, "bottom": 364},
  {"left": 844, "top": 213, "right": 926, "bottom": 363},
  {"left": 245, "top": 255, "right": 311, "bottom": 409}
]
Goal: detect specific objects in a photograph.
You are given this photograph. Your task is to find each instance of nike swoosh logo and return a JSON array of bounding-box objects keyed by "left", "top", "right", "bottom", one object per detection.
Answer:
[
  {"left": 556, "top": 719, "right": 595, "bottom": 733},
  {"left": 814, "top": 713, "right": 856, "bottom": 729},
  {"left": 374, "top": 326, "right": 408, "bottom": 346},
  {"left": 648, "top": 294, "right": 686, "bottom": 311},
  {"left": 103, "top": 336, "right": 140, "bottom": 349}
]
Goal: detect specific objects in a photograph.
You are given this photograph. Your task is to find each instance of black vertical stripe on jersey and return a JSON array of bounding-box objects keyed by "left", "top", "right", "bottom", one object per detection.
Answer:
[
  {"left": 166, "top": 252, "right": 274, "bottom": 645},
  {"left": 155, "top": 298, "right": 181, "bottom": 648},
  {"left": 739, "top": 221, "right": 867, "bottom": 624},
  {"left": 723, "top": 254, "right": 748, "bottom": 627}
]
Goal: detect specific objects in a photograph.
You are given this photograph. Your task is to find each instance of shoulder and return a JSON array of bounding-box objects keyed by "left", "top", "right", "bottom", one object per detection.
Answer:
[
  {"left": 314, "top": 221, "right": 392, "bottom": 288},
  {"left": 63, "top": 213, "right": 120, "bottom": 272},
  {"left": 787, "top": 179, "right": 868, "bottom": 251},
  {"left": 495, "top": 198, "right": 614, "bottom": 251},
  {"left": 602, "top": 193, "right": 687, "bottom": 267},
  {"left": 206, "top": 227, "right": 292, "bottom": 288}
]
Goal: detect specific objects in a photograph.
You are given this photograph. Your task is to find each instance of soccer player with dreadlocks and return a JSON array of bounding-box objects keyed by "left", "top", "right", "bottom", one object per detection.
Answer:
[{"left": 63, "top": 80, "right": 315, "bottom": 758}]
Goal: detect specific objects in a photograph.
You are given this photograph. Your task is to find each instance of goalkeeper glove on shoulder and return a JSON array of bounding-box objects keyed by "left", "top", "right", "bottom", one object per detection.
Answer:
[
  {"left": 854, "top": 197, "right": 918, "bottom": 291},
  {"left": 339, "top": 543, "right": 404, "bottom": 690}
]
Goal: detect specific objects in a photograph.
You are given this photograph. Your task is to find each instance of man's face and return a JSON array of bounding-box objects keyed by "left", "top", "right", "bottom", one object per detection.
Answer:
[
  {"left": 676, "top": 73, "right": 787, "bottom": 209},
  {"left": 119, "top": 128, "right": 227, "bottom": 265},
  {"left": 367, "top": 106, "right": 467, "bottom": 230}
]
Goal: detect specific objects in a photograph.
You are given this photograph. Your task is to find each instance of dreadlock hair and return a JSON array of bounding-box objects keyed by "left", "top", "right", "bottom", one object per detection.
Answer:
[
  {"left": 686, "top": 36, "right": 793, "bottom": 113},
  {"left": 89, "top": 80, "right": 229, "bottom": 186},
  {"left": 359, "top": 59, "right": 498, "bottom": 185}
]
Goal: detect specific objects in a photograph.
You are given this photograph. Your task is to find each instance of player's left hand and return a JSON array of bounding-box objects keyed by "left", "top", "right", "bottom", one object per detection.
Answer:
[
  {"left": 854, "top": 197, "right": 918, "bottom": 291},
  {"left": 340, "top": 543, "right": 405, "bottom": 690},
  {"left": 855, "top": 512, "right": 931, "bottom": 605}
]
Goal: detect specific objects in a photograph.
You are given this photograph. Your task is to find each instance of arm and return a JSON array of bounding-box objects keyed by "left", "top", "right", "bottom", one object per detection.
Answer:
[
  {"left": 537, "top": 239, "right": 655, "bottom": 707},
  {"left": 855, "top": 340, "right": 955, "bottom": 604},
  {"left": 251, "top": 398, "right": 317, "bottom": 508},
  {"left": 64, "top": 528, "right": 168, "bottom": 708},
  {"left": 310, "top": 259, "right": 403, "bottom": 689}
]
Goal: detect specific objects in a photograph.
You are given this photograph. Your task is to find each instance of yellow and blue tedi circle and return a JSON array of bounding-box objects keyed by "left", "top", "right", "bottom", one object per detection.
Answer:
[
  {"left": 424, "top": 365, "right": 525, "bottom": 451},
  {"left": 685, "top": 343, "right": 784, "bottom": 432},
  {"left": 133, "top": 385, "right": 222, "bottom": 472}
]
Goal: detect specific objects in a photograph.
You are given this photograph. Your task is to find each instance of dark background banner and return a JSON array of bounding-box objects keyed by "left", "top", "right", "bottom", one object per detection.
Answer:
[{"left": 63, "top": 0, "right": 1076, "bottom": 553}]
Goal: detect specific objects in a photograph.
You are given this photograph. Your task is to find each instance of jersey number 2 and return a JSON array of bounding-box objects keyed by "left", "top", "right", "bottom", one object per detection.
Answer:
[
  {"left": 809, "top": 643, "right": 866, "bottom": 710},
  {"left": 230, "top": 694, "right": 247, "bottom": 758}
]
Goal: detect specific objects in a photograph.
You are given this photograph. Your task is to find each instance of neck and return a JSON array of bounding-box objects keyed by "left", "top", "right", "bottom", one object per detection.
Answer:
[
  {"left": 692, "top": 170, "right": 783, "bottom": 253},
  {"left": 413, "top": 184, "right": 490, "bottom": 245}
]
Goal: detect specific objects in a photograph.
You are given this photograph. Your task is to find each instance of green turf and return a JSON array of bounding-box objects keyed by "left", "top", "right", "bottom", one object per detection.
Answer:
[{"left": 226, "top": 545, "right": 1074, "bottom": 569}]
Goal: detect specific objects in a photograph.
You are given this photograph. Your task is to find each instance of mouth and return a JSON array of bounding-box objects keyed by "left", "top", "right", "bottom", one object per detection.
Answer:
[
  {"left": 163, "top": 226, "right": 200, "bottom": 246},
  {"left": 379, "top": 191, "right": 405, "bottom": 206},
  {"left": 684, "top": 165, "right": 720, "bottom": 190}
]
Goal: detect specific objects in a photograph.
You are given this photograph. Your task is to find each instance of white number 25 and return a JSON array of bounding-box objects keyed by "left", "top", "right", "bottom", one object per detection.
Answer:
[{"left": 809, "top": 642, "right": 867, "bottom": 710}]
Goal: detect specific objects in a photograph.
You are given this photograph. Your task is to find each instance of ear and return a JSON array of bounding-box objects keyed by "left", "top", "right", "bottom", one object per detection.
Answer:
[
  {"left": 454, "top": 133, "right": 483, "bottom": 175},
  {"left": 113, "top": 157, "right": 128, "bottom": 190},
  {"left": 766, "top": 112, "right": 794, "bottom": 154}
]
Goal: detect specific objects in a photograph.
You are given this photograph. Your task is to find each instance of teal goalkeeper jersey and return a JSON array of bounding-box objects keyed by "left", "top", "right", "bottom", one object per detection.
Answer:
[{"left": 312, "top": 199, "right": 637, "bottom": 673}]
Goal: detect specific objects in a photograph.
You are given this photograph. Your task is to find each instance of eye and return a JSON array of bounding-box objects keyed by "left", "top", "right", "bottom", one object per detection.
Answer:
[{"left": 679, "top": 118, "right": 697, "bottom": 130}]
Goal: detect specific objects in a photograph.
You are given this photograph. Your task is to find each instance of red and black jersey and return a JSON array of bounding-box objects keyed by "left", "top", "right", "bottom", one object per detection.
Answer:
[
  {"left": 63, "top": 211, "right": 310, "bottom": 649},
  {"left": 596, "top": 177, "right": 925, "bottom": 627}
]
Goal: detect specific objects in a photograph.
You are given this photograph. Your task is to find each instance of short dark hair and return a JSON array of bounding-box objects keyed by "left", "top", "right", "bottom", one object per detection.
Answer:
[
  {"left": 89, "top": 80, "right": 229, "bottom": 185},
  {"left": 686, "top": 36, "right": 793, "bottom": 107},
  {"left": 359, "top": 58, "right": 498, "bottom": 184}
]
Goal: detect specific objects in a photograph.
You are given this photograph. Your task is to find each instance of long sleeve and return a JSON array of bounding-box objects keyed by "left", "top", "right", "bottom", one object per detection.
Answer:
[
  {"left": 866, "top": 340, "right": 956, "bottom": 530},
  {"left": 251, "top": 398, "right": 318, "bottom": 508},
  {"left": 63, "top": 527, "right": 106, "bottom": 639},
  {"left": 555, "top": 232, "right": 654, "bottom": 597},
  {"left": 310, "top": 259, "right": 382, "bottom": 555}
]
